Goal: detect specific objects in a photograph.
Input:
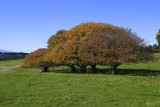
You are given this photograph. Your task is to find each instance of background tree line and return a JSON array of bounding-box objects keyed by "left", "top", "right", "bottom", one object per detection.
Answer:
[
  {"left": 146, "top": 29, "right": 160, "bottom": 53},
  {"left": 0, "top": 52, "right": 28, "bottom": 61}
]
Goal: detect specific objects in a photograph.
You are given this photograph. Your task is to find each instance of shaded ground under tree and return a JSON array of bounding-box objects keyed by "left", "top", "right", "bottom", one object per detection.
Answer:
[{"left": 47, "top": 66, "right": 160, "bottom": 76}]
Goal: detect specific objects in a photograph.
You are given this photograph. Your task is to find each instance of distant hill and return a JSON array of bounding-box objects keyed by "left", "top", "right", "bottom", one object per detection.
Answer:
[{"left": 0, "top": 49, "right": 16, "bottom": 53}]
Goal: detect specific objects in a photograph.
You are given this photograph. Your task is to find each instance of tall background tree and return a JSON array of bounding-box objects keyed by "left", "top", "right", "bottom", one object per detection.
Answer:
[
  {"left": 147, "top": 44, "right": 159, "bottom": 53},
  {"left": 156, "top": 29, "right": 160, "bottom": 52}
]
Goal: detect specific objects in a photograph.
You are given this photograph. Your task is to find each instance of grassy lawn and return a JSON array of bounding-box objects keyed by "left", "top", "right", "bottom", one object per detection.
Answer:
[
  {"left": 0, "top": 59, "right": 24, "bottom": 67},
  {"left": 0, "top": 54, "right": 160, "bottom": 106},
  {"left": 96, "top": 53, "right": 160, "bottom": 70},
  {"left": 118, "top": 53, "right": 160, "bottom": 70},
  {"left": 0, "top": 69, "right": 160, "bottom": 107}
]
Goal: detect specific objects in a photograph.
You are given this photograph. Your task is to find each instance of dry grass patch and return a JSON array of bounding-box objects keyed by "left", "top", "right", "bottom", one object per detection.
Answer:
[{"left": 135, "top": 78, "right": 160, "bottom": 82}]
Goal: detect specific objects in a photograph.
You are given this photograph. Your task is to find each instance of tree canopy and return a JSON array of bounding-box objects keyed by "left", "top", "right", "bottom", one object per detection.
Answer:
[
  {"left": 21, "top": 22, "right": 155, "bottom": 74},
  {"left": 21, "top": 48, "right": 53, "bottom": 72},
  {"left": 45, "top": 22, "right": 154, "bottom": 74},
  {"left": 47, "top": 30, "right": 67, "bottom": 51}
]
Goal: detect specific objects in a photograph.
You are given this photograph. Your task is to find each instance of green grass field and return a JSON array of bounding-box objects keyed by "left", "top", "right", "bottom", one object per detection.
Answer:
[
  {"left": 0, "top": 59, "right": 24, "bottom": 67},
  {"left": 0, "top": 54, "right": 160, "bottom": 106},
  {"left": 118, "top": 53, "right": 160, "bottom": 70}
]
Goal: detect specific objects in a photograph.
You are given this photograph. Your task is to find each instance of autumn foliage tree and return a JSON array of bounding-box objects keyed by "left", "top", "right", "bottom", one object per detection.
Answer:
[
  {"left": 21, "top": 48, "right": 53, "bottom": 72},
  {"left": 47, "top": 30, "right": 67, "bottom": 51},
  {"left": 45, "top": 22, "right": 154, "bottom": 74},
  {"left": 102, "top": 30, "right": 154, "bottom": 74},
  {"left": 22, "top": 22, "right": 154, "bottom": 74},
  {"left": 45, "top": 30, "right": 79, "bottom": 72}
]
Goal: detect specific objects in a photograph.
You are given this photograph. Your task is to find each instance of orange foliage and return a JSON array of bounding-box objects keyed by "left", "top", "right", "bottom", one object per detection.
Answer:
[
  {"left": 47, "top": 30, "right": 67, "bottom": 51},
  {"left": 21, "top": 48, "right": 53, "bottom": 71},
  {"left": 45, "top": 22, "right": 154, "bottom": 73}
]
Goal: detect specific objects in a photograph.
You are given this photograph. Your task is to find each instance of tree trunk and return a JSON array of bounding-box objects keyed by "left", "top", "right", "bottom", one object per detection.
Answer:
[
  {"left": 78, "top": 64, "right": 87, "bottom": 73},
  {"left": 70, "top": 64, "right": 76, "bottom": 72},
  {"left": 42, "top": 66, "right": 49, "bottom": 72},
  {"left": 158, "top": 45, "right": 160, "bottom": 52},
  {"left": 91, "top": 64, "right": 97, "bottom": 73},
  {"left": 111, "top": 65, "right": 118, "bottom": 75},
  {"left": 81, "top": 67, "right": 87, "bottom": 73}
]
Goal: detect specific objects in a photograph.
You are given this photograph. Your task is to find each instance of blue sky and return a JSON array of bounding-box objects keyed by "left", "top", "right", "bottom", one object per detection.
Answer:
[{"left": 0, "top": 0, "right": 160, "bottom": 53}]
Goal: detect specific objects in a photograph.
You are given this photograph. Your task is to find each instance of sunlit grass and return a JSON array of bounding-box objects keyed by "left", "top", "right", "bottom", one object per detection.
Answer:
[
  {"left": 118, "top": 53, "right": 160, "bottom": 70},
  {"left": 0, "top": 59, "right": 24, "bottom": 67},
  {"left": 0, "top": 54, "right": 160, "bottom": 106},
  {"left": 0, "top": 69, "right": 160, "bottom": 106}
]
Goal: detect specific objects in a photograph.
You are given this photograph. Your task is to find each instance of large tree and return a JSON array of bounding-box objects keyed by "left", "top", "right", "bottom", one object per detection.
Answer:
[
  {"left": 21, "top": 48, "right": 53, "bottom": 72},
  {"left": 46, "top": 22, "right": 154, "bottom": 74},
  {"left": 103, "top": 29, "right": 154, "bottom": 74},
  {"left": 68, "top": 23, "right": 154, "bottom": 74},
  {"left": 45, "top": 30, "right": 77, "bottom": 72},
  {"left": 45, "top": 23, "right": 112, "bottom": 73}
]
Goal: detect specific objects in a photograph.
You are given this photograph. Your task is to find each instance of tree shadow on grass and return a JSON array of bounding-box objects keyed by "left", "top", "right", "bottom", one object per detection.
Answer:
[
  {"left": 48, "top": 68, "right": 160, "bottom": 76},
  {"left": 116, "top": 69, "right": 160, "bottom": 76}
]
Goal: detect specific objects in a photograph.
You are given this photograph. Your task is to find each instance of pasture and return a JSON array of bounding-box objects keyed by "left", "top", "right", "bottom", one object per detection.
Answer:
[{"left": 0, "top": 54, "right": 160, "bottom": 106}]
